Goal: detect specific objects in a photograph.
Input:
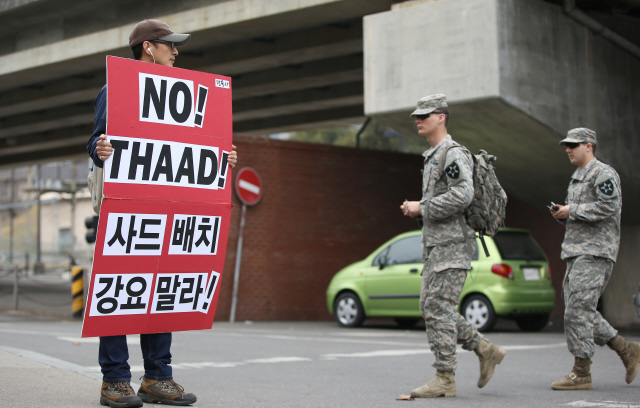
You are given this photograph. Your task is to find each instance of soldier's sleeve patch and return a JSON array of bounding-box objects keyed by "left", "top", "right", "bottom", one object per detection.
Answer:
[
  {"left": 445, "top": 162, "right": 460, "bottom": 179},
  {"left": 597, "top": 179, "right": 614, "bottom": 196},
  {"left": 594, "top": 172, "right": 619, "bottom": 199}
]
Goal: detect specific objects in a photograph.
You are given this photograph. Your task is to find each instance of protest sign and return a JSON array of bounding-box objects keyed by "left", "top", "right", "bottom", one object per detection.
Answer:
[{"left": 82, "top": 56, "right": 232, "bottom": 337}]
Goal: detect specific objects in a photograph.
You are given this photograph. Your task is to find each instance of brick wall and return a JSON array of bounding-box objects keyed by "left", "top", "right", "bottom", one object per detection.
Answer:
[{"left": 217, "top": 135, "right": 566, "bottom": 321}]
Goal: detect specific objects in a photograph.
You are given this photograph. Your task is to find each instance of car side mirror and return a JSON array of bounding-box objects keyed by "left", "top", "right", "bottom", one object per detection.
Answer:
[{"left": 378, "top": 255, "right": 387, "bottom": 270}]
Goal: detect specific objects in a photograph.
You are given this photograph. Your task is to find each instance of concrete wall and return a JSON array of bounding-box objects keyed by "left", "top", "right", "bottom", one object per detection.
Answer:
[
  {"left": 605, "top": 225, "right": 640, "bottom": 328},
  {"left": 364, "top": 0, "right": 500, "bottom": 115},
  {"left": 497, "top": 0, "right": 640, "bottom": 186}
]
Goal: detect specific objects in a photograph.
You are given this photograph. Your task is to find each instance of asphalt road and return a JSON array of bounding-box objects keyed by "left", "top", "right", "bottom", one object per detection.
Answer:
[{"left": 1, "top": 313, "right": 639, "bottom": 408}]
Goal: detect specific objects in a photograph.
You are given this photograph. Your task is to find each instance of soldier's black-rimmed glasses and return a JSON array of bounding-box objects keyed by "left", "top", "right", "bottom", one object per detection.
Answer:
[{"left": 414, "top": 111, "right": 446, "bottom": 120}]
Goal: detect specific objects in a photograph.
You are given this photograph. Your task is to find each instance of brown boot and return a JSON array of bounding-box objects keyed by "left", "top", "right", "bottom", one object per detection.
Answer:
[
  {"left": 137, "top": 378, "right": 197, "bottom": 406},
  {"left": 410, "top": 370, "right": 456, "bottom": 398},
  {"left": 551, "top": 357, "right": 593, "bottom": 390},
  {"left": 100, "top": 382, "right": 143, "bottom": 407},
  {"left": 608, "top": 334, "right": 640, "bottom": 384},
  {"left": 473, "top": 338, "right": 506, "bottom": 388}
]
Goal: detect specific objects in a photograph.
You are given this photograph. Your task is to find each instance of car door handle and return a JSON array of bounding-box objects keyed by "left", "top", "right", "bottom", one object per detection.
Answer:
[{"left": 410, "top": 268, "right": 419, "bottom": 273}]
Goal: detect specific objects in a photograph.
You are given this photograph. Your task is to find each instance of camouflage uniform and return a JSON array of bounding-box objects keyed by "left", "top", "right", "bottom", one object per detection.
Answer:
[
  {"left": 419, "top": 134, "right": 483, "bottom": 372},
  {"left": 559, "top": 128, "right": 621, "bottom": 360}
]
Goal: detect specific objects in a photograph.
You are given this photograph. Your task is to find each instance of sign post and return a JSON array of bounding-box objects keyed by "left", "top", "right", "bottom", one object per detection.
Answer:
[{"left": 230, "top": 168, "right": 262, "bottom": 323}]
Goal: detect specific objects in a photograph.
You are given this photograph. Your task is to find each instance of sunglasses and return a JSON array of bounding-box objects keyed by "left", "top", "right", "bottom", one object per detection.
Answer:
[
  {"left": 414, "top": 111, "right": 446, "bottom": 120},
  {"left": 564, "top": 142, "right": 583, "bottom": 149},
  {"left": 152, "top": 40, "right": 176, "bottom": 50}
]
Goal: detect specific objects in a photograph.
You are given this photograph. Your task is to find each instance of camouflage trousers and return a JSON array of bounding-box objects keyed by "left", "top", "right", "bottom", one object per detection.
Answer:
[
  {"left": 420, "top": 265, "right": 483, "bottom": 372},
  {"left": 563, "top": 255, "right": 618, "bottom": 359}
]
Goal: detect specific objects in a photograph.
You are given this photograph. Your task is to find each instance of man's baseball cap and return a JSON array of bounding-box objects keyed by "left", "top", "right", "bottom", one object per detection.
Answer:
[
  {"left": 129, "top": 19, "right": 191, "bottom": 49},
  {"left": 410, "top": 94, "right": 448, "bottom": 116},
  {"left": 559, "top": 127, "right": 598, "bottom": 146}
]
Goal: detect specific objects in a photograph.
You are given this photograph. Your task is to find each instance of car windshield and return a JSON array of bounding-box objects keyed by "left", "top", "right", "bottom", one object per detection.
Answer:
[{"left": 493, "top": 231, "right": 546, "bottom": 261}]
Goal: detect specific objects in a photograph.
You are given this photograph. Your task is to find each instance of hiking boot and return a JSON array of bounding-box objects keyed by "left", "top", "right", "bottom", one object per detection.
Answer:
[
  {"left": 100, "top": 382, "right": 143, "bottom": 408},
  {"left": 551, "top": 357, "right": 593, "bottom": 390},
  {"left": 474, "top": 338, "right": 506, "bottom": 388},
  {"left": 410, "top": 370, "right": 456, "bottom": 398},
  {"left": 608, "top": 334, "right": 640, "bottom": 384},
  {"left": 137, "top": 378, "right": 197, "bottom": 406}
]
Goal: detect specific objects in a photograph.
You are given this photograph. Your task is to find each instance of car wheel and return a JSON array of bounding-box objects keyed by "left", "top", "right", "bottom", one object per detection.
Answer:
[
  {"left": 515, "top": 314, "right": 549, "bottom": 332},
  {"left": 334, "top": 292, "right": 365, "bottom": 327},
  {"left": 394, "top": 317, "right": 420, "bottom": 329},
  {"left": 462, "top": 294, "right": 497, "bottom": 332}
]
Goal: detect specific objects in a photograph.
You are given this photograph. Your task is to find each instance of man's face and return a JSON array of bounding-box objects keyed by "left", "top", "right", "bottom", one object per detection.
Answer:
[
  {"left": 565, "top": 142, "right": 590, "bottom": 167},
  {"left": 148, "top": 41, "right": 178, "bottom": 67},
  {"left": 414, "top": 112, "right": 442, "bottom": 138}
]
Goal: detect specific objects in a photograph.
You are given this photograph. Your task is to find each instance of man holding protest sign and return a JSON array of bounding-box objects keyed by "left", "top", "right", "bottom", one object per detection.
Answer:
[{"left": 88, "top": 19, "right": 237, "bottom": 408}]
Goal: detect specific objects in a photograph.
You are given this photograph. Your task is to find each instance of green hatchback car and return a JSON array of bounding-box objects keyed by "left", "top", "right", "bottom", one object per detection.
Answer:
[{"left": 326, "top": 228, "right": 555, "bottom": 332}]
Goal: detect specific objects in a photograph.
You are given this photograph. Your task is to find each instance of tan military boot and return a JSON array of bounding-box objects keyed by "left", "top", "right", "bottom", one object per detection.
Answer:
[
  {"left": 473, "top": 338, "right": 506, "bottom": 388},
  {"left": 410, "top": 370, "right": 456, "bottom": 398},
  {"left": 608, "top": 334, "right": 640, "bottom": 384},
  {"left": 551, "top": 357, "right": 593, "bottom": 390}
]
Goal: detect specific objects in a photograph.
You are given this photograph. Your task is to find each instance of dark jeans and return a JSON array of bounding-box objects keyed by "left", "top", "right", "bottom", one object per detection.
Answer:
[{"left": 99, "top": 332, "right": 173, "bottom": 383}]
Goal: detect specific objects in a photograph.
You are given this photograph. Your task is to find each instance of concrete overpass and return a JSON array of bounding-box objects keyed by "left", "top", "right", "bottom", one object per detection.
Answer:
[{"left": 1, "top": 0, "right": 639, "bottom": 326}]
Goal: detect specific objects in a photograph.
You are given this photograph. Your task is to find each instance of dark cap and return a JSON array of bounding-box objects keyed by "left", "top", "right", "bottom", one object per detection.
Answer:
[
  {"left": 559, "top": 127, "right": 598, "bottom": 146},
  {"left": 129, "top": 19, "right": 191, "bottom": 49}
]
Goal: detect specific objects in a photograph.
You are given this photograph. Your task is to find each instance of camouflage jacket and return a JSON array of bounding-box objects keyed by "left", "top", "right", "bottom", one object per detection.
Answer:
[
  {"left": 561, "top": 158, "right": 621, "bottom": 261},
  {"left": 420, "top": 135, "right": 475, "bottom": 270}
]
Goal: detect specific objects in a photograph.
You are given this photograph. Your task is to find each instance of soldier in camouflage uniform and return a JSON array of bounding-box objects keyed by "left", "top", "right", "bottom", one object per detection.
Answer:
[
  {"left": 550, "top": 128, "right": 640, "bottom": 390},
  {"left": 400, "top": 94, "right": 506, "bottom": 398}
]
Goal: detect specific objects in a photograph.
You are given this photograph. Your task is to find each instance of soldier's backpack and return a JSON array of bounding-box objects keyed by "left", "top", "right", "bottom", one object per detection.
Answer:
[{"left": 440, "top": 145, "right": 507, "bottom": 256}]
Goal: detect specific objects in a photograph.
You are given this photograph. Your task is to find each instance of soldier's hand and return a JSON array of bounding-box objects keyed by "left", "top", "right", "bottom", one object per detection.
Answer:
[
  {"left": 96, "top": 134, "right": 113, "bottom": 162},
  {"left": 400, "top": 201, "right": 421, "bottom": 218},
  {"left": 552, "top": 204, "right": 570, "bottom": 219}
]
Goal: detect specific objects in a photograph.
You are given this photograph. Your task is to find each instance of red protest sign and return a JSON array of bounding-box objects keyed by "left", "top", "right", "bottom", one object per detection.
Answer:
[{"left": 82, "top": 57, "right": 232, "bottom": 337}]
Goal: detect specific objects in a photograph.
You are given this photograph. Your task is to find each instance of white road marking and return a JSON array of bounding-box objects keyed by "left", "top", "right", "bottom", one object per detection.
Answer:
[
  {"left": 563, "top": 401, "right": 640, "bottom": 408},
  {"left": 57, "top": 336, "right": 140, "bottom": 345},
  {"left": 321, "top": 343, "right": 567, "bottom": 360}
]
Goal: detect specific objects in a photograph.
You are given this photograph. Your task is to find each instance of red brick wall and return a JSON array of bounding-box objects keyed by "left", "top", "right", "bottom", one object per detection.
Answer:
[{"left": 216, "top": 135, "right": 566, "bottom": 321}]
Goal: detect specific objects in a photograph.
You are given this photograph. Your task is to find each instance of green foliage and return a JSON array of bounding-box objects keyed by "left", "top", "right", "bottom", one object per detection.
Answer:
[{"left": 283, "top": 120, "right": 425, "bottom": 153}]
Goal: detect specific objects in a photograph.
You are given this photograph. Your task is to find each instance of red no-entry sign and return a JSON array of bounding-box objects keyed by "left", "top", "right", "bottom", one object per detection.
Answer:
[{"left": 235, "top": 167, "right": 262, "bottom": 206}]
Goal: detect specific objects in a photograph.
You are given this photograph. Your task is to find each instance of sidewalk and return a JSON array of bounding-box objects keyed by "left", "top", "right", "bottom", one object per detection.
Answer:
[{"left": 0, "top": 346, "right": 101, "bottom": 408}]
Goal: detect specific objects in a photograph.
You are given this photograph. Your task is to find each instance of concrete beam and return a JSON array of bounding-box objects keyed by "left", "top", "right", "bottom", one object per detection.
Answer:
[
  {"left": 0, "top": 0, "right": 393, "bottom": 91},
  {"left": 235, "top": 105, "right": 365, "bottom": 135},
  {"left": 233, "top": 81, "right": 363, "bottom": 121}
]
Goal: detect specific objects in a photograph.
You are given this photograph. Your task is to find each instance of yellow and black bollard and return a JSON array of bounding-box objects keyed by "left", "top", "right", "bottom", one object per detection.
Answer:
[{"left": 71, "top": 266, "right": 84, "bottom": 318}]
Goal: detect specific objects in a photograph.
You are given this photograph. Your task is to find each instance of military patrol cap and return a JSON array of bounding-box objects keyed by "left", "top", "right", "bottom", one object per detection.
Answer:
[
  {"left": 410, "top": 94, "right": 448, "bottom": 117},
  {"left": 559, "top": 127, "right": 598, "bottom": 146}
]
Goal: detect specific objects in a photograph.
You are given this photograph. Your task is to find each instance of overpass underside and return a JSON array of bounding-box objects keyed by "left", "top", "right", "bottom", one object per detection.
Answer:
[{"left": 0, "top": 0, "right": 401, "bottom": 167}]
